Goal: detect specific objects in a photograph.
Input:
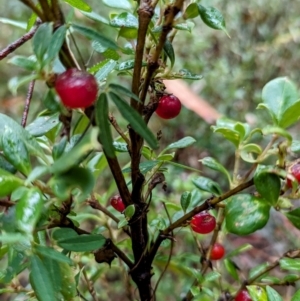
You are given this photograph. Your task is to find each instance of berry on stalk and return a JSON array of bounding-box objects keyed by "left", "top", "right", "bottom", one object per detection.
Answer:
[
  {"left": 287, "top": 162, "right": 300, "bottom": 188},
  {"left": 55, "top": 68, "right": 98, "bottom": 109},
  {"left": 190, "top": 211, "right": 216, "bottom": 234},
  {"left": 155, "top": 94, "right": 181, "bottom": 119},
  {"left": 210, "top": 243, "right": 225, "bottom": 260},
  {"left": 110, "top": 195, "right": 125, "bottom": 212},
  {"left": 235, "top": 289, "right": 252, "bottom": 301}
]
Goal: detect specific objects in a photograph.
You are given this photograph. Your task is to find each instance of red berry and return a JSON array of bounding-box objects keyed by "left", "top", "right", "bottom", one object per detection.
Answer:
[
  {"left": 55, "top": 68, "right": 98, "bottom": 108},
  {"left": 190, "top": 211, "right": 216, "bottom": 234},
  {"left": 110, "top": 195, "right": 125, "bottom": 212},
  {"left": 210, "top": 243, "right": 225, "bottom": 260},
  {"left": 287, "top": 162, "right": 300, "bottom": 188},
  {"left": 235, "top": 290, "right": 252, "bottom": 301},
  {"left": 155, "top": 94, "right": 181, "bottom": 119}
]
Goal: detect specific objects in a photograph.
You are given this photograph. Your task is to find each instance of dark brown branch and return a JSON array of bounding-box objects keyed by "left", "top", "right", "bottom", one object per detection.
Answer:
[
  {"left": 38, "top": 0, "right": 55, "bottom": 21},
  {"left": 19, "top": 0, "right": 45, "bottom": 20},
  {"left": 105, "top": 153, "right": 132, "bottom": 207},
  {"left": 0, "top": 199, "right": 15, "bottom": 207},
  {"left": 110, "top": 240, "right": 134, "bottom": 268},
  {"left": 21, "top": 79, "right": 35, "bottom": 127},
  {"left": 0, "top": 21, "right": 41, "bottom": 61},
  {"left": 109, "top": 114, "right": 131, "bottom": 150},
  {"left": 149, "top": 178, "right": 254, "bottom": 262},
  {"left": 139, "top": 0, "right": 185, "bottom": 104}
]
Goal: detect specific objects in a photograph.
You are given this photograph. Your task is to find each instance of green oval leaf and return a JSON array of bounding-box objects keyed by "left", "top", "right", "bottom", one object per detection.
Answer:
[
  {"left": 184, "top": 3, "right": 199, "bottom": 19},
  {"left": 285, "top": 208, "right": 300, "bottom": 229},
  {"left": 163, "top": 136, "right": 196, "bottom": 152},
  {"left": 95, "top": 93, "right": 115, "bottom": 157},
  {"left": 1, "top": 130, "right": 31, "bottom": 175},
  {"left": 0, "top": 168, "right": 24, "bottom": 197},
  {"left": 16, "top": 188, "right": 43, "bottom": 234},
  {"left": 94, "top": 59, "right": 117, "bottom": 82},
  {"left": 124, "top": 204, "right": 135, "bottom": 219},
  {"left": 240, "top": 143, "right": 263, "bottom": 163},
  {"left": 180, "top": 191, "right": 191, "bottom": 212},
  {"left": 63, "top": 0, "right": 92, "bottom": 12},
  {"left": 254, "top": 167, "right": 281, "bottom": 206},
  {"left": 32, "top": 22, "right": 52, "bottom": 62},
  {"left": 225, "top": 194, "right": 271, "bottom": 235},
  {"left": 292, "top": 289, "right": 300, "bottom": 301},
  {"left": 34, "top": 245, "right": 73, "bottom": 265},
  {"left": 258, "top": 77, "right": 300, "bottom": 129},
  {"left": 266, "top": 286, "right": 283, "bottom": 301},
  {"left": 198, "top": 5, "right": 229, "bottom": 36},
  {"left": 164, "top": 40, "right": 175, "bottom": 68},
  {"left": 200, "top": 157, "right": 231, "bottom": 183},
  {"left": 192, "top": 176, "right": 222, "bottom": 195},
  {"left": 109, "top": 92, "right": 158, "bottom": 149},
  {"left": 8, "top": 55, "right": 37, "bottom": 71},
  {"left": 58, "top": 234, "right": 106, "bottom": 252},
  {"left": 110, "top": 12, "right": 138, "bottom": 29},
  {"left": 280, "top": 258, "right": 300, "bottom": 271},
  {"left": 30, "top": 255, "right": 56, "bottom": 301},
  {"left": 26, "top": 113, "right": 60, "bottom": 137}
]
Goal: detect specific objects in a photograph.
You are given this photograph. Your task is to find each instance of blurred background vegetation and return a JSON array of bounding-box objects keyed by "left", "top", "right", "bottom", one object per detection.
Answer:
[{"left": 1, "top": 0, "right": 300, "bottom": 300}]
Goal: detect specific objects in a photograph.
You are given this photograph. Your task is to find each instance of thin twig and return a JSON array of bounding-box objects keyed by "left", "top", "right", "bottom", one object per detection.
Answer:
[
  {"left": 38, "top": 0, "right": 55, "bottom": 21},
  {"left": 68, "top": 29, "right": 86, "bottom": 70},
  {"left": 0, "top": 21, "right": 41, "bottom": 61},
  {"left": 109, "top": 114, "right": 131, "bottom": 149},
  {"left": 21, "top": 79, "right": 35, "bottom": 127},
  {"left": 79, "top": 263, "right": 98, "bottom": 301},
  {"left": 0, "top": 198, "right": 15, "bottom": 207}
]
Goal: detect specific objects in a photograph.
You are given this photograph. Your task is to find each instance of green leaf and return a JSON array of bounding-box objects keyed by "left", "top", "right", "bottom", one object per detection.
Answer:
[
  {"left": 184, "top": 3, "right": 199, "bottom": 19},
  {"left": 163, "top": 136, "right": 196, "bottom": 152},
  {"left": 32, "top": 22, "right": 52, "bottom": 63},
  {"left": 34, "top": 245, "right": 73, "bottom": 265},
  {"left": 200, "top": 157, "right": 230, "bottom": 183},
  {"left": 0, "top": 17, "right": 27, "bottom": 29},
  {"left": 198, "top": 5, "right": 229, "bottom": 36},
  {"left": 118, "top": 27, "right": 137, "bottom": 39},
  {"left": 26, "top": 113, "right": 60, "bottom": 137},
  {"left": 266, "top": 286, "right": 283, "bottom": 301},
  {"left": 174, "top": 21, "right": 195, "bottom": 32},
  {"left": 113, "top": 141, "right": 128, "bottom": 152},
  {"left": 0, "top": 233, "right": 29, "bottom": 244},
  {"left": 8, "top": 55, "right": 37, "bottom": 71},
  {"left": 102, "top": 0, "right": 132, "bottom": 10},
  {"left": 110, "top": 12, "right": 138, "bottom": 28},
  {"left": 26, "top": 12, "right": 37, "bottom": 31},
  {"left": 0, "top": 168, "right": 24, "bottom": 197},
  {"left": 8, "top": 74, "right": 38, "bottom": 95},
  {"left": 53, "top": 137, "right": 67, "bottom": 160},
  {"left": 43, "top": 89, "right": 61, "bottom": 112},
  {"left": 0, "top": 154, "right": 16, "bottom": 173},
  {"left": 192, "top": 176, "right": 222, "bottom": 195},
  {"left": 225, "top": 194, "right": 271, "bottom": 235},
  {"left": 240, "top": 143, "right": 263, "bottom": 163},
  {"left": 164, "top": 40, "right": 175, "bottom": 68},
  {"left": 285, "top": 208, "right": 300, "bottom": 229},
  {"left": 292, "top": 289, "right": 300, "bottom": 301},
  {"left": 170, "top": 69, "right": 202, "bottom": 80},
  {"left": 45, "top": 25, "right": 67, "bottom": 64},
  {"left": 258, "top": 77, "right": 300, "bottom": 128},
  {"left": 262, "top": 126, "right": 292, "bottom": 142},
  {"left": 63, "top": 0, "right": 92, "bottom": 12},
  {"left": 16, "top": 188, "right": 43, "bottom": 234},
  {"left": 1, "top": 130, "right": 31, "bottom": 175},
  {"left": 49, "top": 166, "right": 95, "bottom": 202},
  {"left": 124, "top": 204, "right": 135, "bottom": 219},
  {"left": 52, "top": 228, "right": 78, "bottom": 241},
  {"left": 225, "top": 243, "right": 253, "bottom": 258},
  {"left": 247, "top": 285, "right": 267, "bottom": 301},
  {"left": 72, "top": 24, "right": 118, "bottom": 50},
  {"left": 57, "top": 234, "right": 106, "bottom": 252},
  {"left": 249, "top": 262, "right": 270, "bottom": 280},
  {"left": 118, "top": 217, "right": 129, "bottom": 228},
  {"left": 223, "top": 259, "right": 239, "bottom": 280},
  {"left": 94, "top": 59, "right": 117, "bottom": 81},
  {"left": 109, "top": 92, "right": 158, "bottom": 149},
  {"left": 109, "top": 83, "right": 141, "bottom": 103},
  {"left": 254, "top": 167, "right": 281, "bottom": 206},
  {"left": 50, "top": 128, "right": 99, "bottom": 174},
  {"left": 30, "top": 255, "right": 56, "bottom": 301},
  {"left": 80, "top": 11, "right": 109, "bottom": 24},
  {"left": 180, "top": 191, "right": 191, "bottom": 212},
  {"left": 95, "top": 93, "right": 115, "bottom": 157},
  {"left": 204, "top": 271, "right": 220, "bottom": 283}
]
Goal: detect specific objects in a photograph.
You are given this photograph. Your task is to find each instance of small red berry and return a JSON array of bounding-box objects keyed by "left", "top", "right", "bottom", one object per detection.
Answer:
[
  {"left": 155, "top": 94, "right": 181, "bottom": 119},
  {"left": 110, "top": 195, "right": 125, "bottom": 212},
  {"left": 287, "top": 162, "right": 300, "bottom": 188},
  {"left": 55, "top": 68, "right": 98, "bottom": 108},
  {"left": 190, "top": 211, "right": 216, "bottom": 234},
  {"left": 210, "top": 243, "right": 225, "bottom": 260},
  {"left": 235, "top": 289, "right": 252, "bottom": 301}
]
